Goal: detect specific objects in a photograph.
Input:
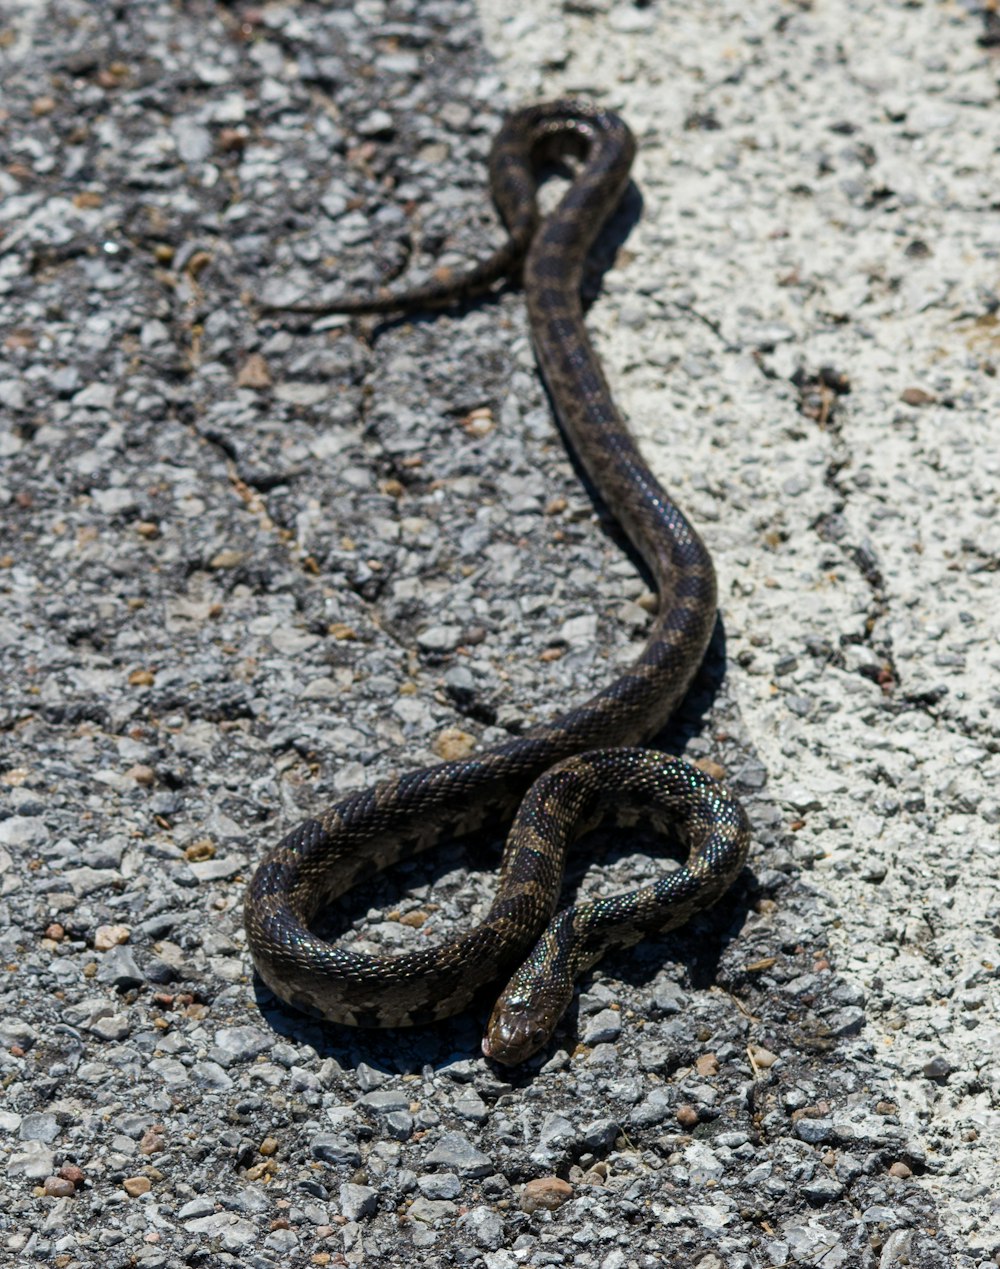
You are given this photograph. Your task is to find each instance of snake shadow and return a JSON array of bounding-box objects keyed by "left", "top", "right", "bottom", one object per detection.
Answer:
[{"left": 249, "top": 617, "right": 758, "bottom": 1078}]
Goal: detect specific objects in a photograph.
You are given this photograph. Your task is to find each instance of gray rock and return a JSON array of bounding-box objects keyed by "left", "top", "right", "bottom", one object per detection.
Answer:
[
  {"left": 685, "top": 1141, "right": 725, "bottom": 1185},
  {"left": 424, "top": 1132, "right": 492, "bottom": 1177},
  {"left": 386, "top": 1111, "right": 414, "bottom": 1140},
  {"left": 417, "top": 1172, "right": 461, "bottom": 1200},
  {"left": 339, "top": 1182, "right": 377, "bottom": 1221},
  {"left": 191, "top": 1060, "right": 234, "bottom": 1090},
  {"left": 97, "top": 944, "right": 144, "bottom": 989},
  {"left": 408, "top": 1196, "right": 458, "bottom": 1224},
  {"left": 359, "top": 1088, "right": 409, "bottom": 1113},
  {"left": 178, "top": 1196, "right": 217, "bottom": 1220},
  {"left": 823, "top": 1007, "right": 865, "bottom": 1038},
  {"left": 311, "top": 1134, "right": 361, "bottom": 1167},
  {"left": 582, "top": 1008, "right": 622, "bottom": 1046},
  {"left": 211, "top": 1026, "right": 271, "bottom": 1065},
  {"left": 355, "top": 1062, "right": 388, "bottom": 1092},
  {"left": 453, "top": 1089, "right": 488, "bottom": 1122},
  {"left": 580, "top": 1118, "right": 620, "bottom": 1154},
  {"left": 0, "top": 817, "right": 49, "bottom": 848},
  {"left": 7, "top": 1141, "right": 55, "bottom": 1178},
  {"left": 922, "top": 1055, "right": 953, "bottom": 1080},
  {"left": 19, "top": 1112, "right": 59, "bottom": 1143},
  {"left": 88, "top": 1013, "right": 132, "bottom": 1042},
  {"left": 795, "top": 1118, "right": 835, "bottom": 1145},
  {"left": 416, "top": 624, "right": 463, "bottom": 653},
  {"left": 457, "top": 1205, "right": 504, "bottom": 1249},
  {"left": 803, "top": 1173, "right": 845, "bottom": 1203}
]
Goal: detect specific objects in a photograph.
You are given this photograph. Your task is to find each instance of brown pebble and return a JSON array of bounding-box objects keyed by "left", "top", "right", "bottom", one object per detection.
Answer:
[
  {"left": 875, "top": 1101, "right": 897, "bottom": 1116},
  {"left": 259, "top": 1137, "right": 279, "bottom": 1157},
  {"left": 539, "top": 647, "right": 564, "bottom": 662},
  {"left": 888, "top": 1161, "right": 912, "bottom": 1179},
  {"left": 139, "top": 1128, "right": 165, "bottom": 1156},
  {"left": 236, "top": 353, "right": 272, "bottom": 389},
  {"left": 128, "top": 668, "right": 155, "bottom": 687},
  {"left": 328, "top": 622, "right": 357, "bottom": 641},
  {"left": 747, "top": 1044, "right": 778, "bottom": 1069},
  {"left": 433, "top": 727, "right": 477, "bottom": 761},
  {"left": 123, "top": 1175, "right": 151, "bottom": 1197},
  {"left": 58, "top": 1163, "right": 85, "bottom": 1185},
  {"left": 210, "top": 548, "right": 244, "bottom": 570},
  {"left": 693, "top": 757, "right": 726, "bottom": 782},
  {"left": 32, "top": 95, "right": 57, "bottom": 116},
  {"left": 545, "top": 496, "right": 567, "bottom": 515},
  {"left": 184, "top": 839, "right": 215, "bottom": 863},
  {"left": 43, "top": 1175, "right": 75, "bottom": 1197},
  {"left": 94, "top": 924, "right": 131, "bottom": 951},
  {"left": 519, "top": 1177, "right": 573, "bottom": 1213},
  {"left": 218, "top": 127, "right": 247, "bottom": 153},
  {"left": 695, "top": 1052, "right": 719, "bottom": 1077},
  {"left": 44, "top": 924, "right": 66, "bottom": 942},
  {"left": 397, "top": 910, "right": 428, "bottom": 928},
  {"left": 463, "top": 407, "right": 494, "bottom": 437},
  {"left": 127, "top": 764, "right": 155, "bottom": 786},
  {"left": 676, "top": 1104, "right": 699, "bottom": 1128},
  {"left": 899, "top": 386, "right": 936, "bottom": 406},
  {"left": 186, "top": 250, "right": 212, "bottom": 279}
]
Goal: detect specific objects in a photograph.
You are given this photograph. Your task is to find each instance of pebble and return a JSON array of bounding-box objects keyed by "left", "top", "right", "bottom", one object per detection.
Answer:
[
  {"left": 0, "top": 817, "right": 49, "bottom": 848},
  {"left": 93, "top": 923, "right": 131, "bottom": 950},
  {"left": 424, "top": 1133, "right": 492, "bottom": 1177},
  {"left": 921, "top": 1056, "right": 953, "bottom": 1080},
  {"left": 19, "top": 1112, "right": 59, "bottom": 1143},
  {"left": 310, "top": 1135, "right": 361, "bottom": 1168},
  {"left": 582, "top": 1008, "right": 622, "bottom": 1046},
  {"left": 42, "top": 1175, "right": 76, "bottom": 1198},
  {"left": 417, "top": 1172, "right": 461, "bottom": 1200},
  {"left": 339, "top": 1182, "right": 377, "bottom": 1221},
  {"left": 458, "top": 1205, "right": 505, "bottom": 1249},
  {"left": 519, "top": 1177, "right": 573, "bottom": 1213}
]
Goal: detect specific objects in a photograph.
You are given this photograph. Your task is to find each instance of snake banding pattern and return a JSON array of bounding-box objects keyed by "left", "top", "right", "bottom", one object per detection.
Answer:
[{"left": 245, "top": 101, "right": 751, "bottom": 1066}]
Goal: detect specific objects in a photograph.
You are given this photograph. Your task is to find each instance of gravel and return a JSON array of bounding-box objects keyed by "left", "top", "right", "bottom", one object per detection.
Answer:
[{"left": 0, "top": 0, "right": 996, "bottom": 1265}]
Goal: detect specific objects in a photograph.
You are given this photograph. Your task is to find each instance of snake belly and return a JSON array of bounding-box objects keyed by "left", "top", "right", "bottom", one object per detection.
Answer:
[{"left": 245, "top": 101, "right": 750, "bottom": 1065}]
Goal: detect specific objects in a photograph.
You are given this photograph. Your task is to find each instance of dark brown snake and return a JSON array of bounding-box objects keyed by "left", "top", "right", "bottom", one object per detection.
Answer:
[{"left": 245, "top": 101, "right": 751, "bottom": 1066}]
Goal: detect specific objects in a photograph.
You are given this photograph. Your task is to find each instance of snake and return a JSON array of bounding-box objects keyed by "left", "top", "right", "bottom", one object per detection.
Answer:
[{"left": 245, "top": 100, "right": 751, "bottom": 1066}]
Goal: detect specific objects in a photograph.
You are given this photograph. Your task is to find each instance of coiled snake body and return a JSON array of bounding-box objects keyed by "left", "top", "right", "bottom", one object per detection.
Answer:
[{"left": 245, "top": 101, "right": 750, "bottom": 1065}]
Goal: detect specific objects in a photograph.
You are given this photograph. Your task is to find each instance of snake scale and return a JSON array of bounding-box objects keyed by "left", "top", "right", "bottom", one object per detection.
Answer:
[{"left": 245, "top": 101, "right": 751, "bottom": 1066}]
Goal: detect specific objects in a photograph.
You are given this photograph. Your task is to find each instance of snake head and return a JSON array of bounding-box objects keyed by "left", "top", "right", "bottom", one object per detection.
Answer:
[
  {"left": 482, "top": 998, "right": 554, "bottom": 1066},
  {"left": 482, "top": 964, "right": 575, "bottom": 1066}
]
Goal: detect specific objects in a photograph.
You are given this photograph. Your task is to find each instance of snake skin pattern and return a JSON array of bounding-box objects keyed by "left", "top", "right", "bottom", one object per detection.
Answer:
[{"left": 245, "top": 101, "right": 751, "bottom": 1065}]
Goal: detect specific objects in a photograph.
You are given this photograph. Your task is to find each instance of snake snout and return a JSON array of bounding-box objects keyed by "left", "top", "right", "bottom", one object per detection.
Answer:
[
  {"left": 482, "top": 997, "right": 559, "bottom": 1066},
  {"left": 487, "top": 984, "right": 571, "bottom": 1065}
]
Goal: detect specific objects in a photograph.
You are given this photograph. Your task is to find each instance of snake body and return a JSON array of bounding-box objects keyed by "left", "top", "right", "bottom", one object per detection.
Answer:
[{"left": 245, "top": 101, "right": 750, "bottom": 1065}]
